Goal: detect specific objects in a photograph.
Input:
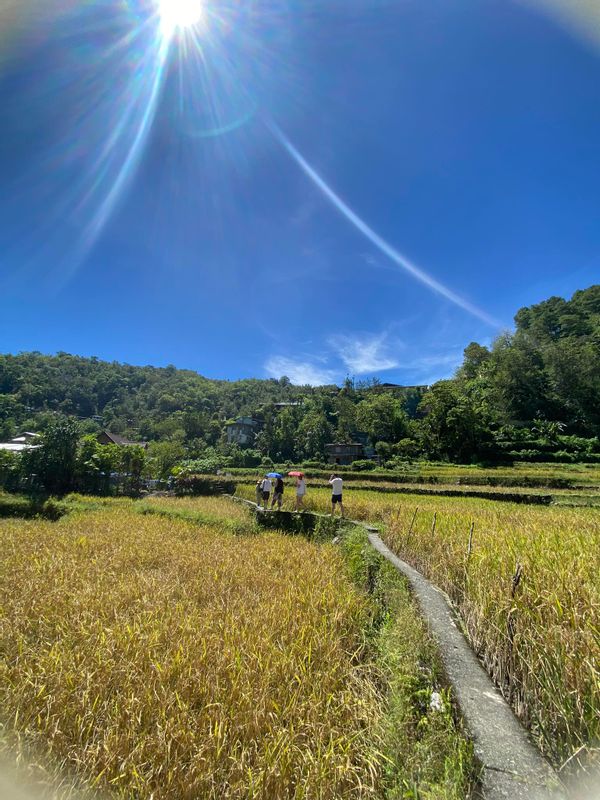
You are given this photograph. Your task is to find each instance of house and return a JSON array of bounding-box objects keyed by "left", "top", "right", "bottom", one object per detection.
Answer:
[
  {"left": 11, "top": 431, "right": 40, "bottom": 443},
  {"left": 225, "top": 417, "right": 261, "bottom": 446},
  {"left": 369, "top": 383, "right": 429, "bottom": 394},
  {"left": 325, "top": 442, "right": 365, "bottom": 466},
  {"left": 0, "top": 432, "right": 41, "bottom": 452},
  {"left": 369, "top": 382, "right": 402, "bottom": 392},
  {"left": 97, "top": 431, "right": 147, "bottom": 448}
]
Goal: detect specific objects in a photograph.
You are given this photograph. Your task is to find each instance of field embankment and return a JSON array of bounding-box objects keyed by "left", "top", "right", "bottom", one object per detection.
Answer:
[{"left": 230, "top": 460, "right": 600, "bottom": 507}]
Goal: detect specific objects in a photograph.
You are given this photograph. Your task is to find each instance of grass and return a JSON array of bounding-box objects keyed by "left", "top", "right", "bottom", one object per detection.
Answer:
[
  {"left": 236, "top": 484, "right": 600, "bottom": 783},
  {"left": 0, "top": 491, "right": 68, "bottom": 520},
  {"left": 0, "top": 498, "right": 477, "bottom": 798},
  {"left": 341, "top": 527, "right": 477, "bottom": 800}
]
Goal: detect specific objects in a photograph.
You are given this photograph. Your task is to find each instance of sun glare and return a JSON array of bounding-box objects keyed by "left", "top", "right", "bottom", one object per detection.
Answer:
[{"left": 158, "top": 0, "right": 205, "bottom": 37}]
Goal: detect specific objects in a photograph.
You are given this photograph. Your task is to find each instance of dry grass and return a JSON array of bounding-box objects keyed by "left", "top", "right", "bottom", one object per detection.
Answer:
[
  {"left": 0, "top": 509, "right": 384, "bottom": 798},
  {"left": 140, "top": 494, "right": 251, "bottom": 521},
  {"left": 240, "top": 485, "right": 600, "bottom": 775}
]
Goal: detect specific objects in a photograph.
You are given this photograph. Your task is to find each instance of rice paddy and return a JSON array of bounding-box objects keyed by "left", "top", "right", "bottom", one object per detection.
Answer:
[
  {"left": 236, "top": 483, "right": 600, "bottom": 780},
  {"left": 0, "top": 498, "right": 475, "bottom": 798}
]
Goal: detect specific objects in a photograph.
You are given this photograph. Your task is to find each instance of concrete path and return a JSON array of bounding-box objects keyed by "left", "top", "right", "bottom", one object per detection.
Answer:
[{"left": 368, "top": 533, "right": 565, "bottom": 800}]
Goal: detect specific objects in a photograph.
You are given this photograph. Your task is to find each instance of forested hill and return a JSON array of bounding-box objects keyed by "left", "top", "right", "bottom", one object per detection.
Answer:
[
  {"left": 1, "top": 285, "right": 599, "bottom": 464},
  {"left": 0, "top": 354, "right": 329, "bottom": 441}
]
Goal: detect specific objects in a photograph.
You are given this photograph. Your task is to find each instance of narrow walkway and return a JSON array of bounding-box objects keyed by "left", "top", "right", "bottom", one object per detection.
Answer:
[{"left": 368, "top": 533, "right": 564, "bottom": 800}]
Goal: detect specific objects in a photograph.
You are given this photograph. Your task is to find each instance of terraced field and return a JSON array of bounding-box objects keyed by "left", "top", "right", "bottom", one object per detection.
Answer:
[
  {"left": 0, "top": 496, "right": 474, "bottom": 799},
  {"left": 236, "top": 483, "right": 600, "bottom": 783}
]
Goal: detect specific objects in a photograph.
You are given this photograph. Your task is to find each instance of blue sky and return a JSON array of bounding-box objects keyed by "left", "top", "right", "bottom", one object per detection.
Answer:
[{"left": 1, "top": 0, "right": 599, "bottom": 385}]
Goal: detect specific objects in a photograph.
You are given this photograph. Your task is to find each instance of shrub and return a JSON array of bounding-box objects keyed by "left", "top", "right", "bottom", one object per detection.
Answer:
[
  {"left": 175, "top": 456, "right": 224, "bottom": 475},
  {"left": 173, "top": 474, "right": 236, "bottom": 496},
  {"left": 350, "top": 459, "right": 377, "bottom": 471},
  {"left": 394, "top": 438, "right": 422, "bottom": 458}
]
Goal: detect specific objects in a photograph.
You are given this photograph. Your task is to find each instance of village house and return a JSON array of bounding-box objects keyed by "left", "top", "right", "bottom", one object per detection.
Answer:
[
  {"left": 0, "top": 432, "right": 41, "bottom": 452},
  {"left": 97, "top": 431, "right": 147, "bottom": 448},
  {"left": 225, "top": 417, "right": 261, "bottom": 446},
  {"left": 368, "top": 383, "right": 429, "bottom": 394},
  {"left": 324, "top": 442, "right": 365, "bottom": 466}
]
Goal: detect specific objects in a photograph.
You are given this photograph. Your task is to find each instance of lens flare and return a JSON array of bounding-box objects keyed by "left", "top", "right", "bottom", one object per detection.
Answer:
[{"left": 157, "top": 0, "right": 205, "bottom": 37}]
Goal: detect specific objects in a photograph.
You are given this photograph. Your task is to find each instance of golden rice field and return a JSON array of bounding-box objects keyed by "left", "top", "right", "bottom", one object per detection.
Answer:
[
  {"left": 0, "top": 507, "right": 386, "bottom": 799},
  {"left": 237, "top": 484, "right": 600, "bottom": 776},
  {"left": 416, "top": 461, "right": 600, "bottom": 487}
]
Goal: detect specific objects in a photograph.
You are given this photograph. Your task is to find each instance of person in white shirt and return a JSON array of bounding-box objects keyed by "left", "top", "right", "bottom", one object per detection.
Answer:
[
  {"left": 295, "top": 476, "right": 306, "bottom": 510},
  {"left": 260, "top": 477, "right": 272, "bottom": 509},
  {"left": 329, "top": 474, "right": 344, "bottom": 518}
]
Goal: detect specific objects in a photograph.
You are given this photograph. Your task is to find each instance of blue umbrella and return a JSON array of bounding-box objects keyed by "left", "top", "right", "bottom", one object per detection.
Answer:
[{"left": 267, "top": 472, "right": 283, "bottom": 479}]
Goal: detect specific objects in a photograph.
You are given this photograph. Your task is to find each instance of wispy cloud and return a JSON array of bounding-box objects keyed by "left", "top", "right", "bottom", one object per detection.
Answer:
[
  {"left": 269, "top": 121, "right": 503, "bottom": 329},
  {"left": 406, "top": 352, "right": 464, "bottom": 370},
  {"left": 264, "top": 356, "right": 338, "bottom": 386},
  {"left": 329, "top": 333, "right": 399, "bottom": 374}
]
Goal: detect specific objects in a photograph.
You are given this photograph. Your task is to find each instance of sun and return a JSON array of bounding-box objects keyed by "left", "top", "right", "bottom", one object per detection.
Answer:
[{"left": 157, "top": 0, "right": 206, "bottom": 37}]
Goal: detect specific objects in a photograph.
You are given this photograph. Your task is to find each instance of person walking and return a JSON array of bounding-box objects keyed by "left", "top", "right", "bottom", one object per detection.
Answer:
[
  {"left": 295, "top": 475, "right": 306, "bottom": 511},
  {"left": 260, "top": 476, "right": 272, "bottom": 509},
  {"left": 329, "top": 473, "right": 344, "bottom": 518},
  {"left": 255, "top": 478, "right": 263, "bottom": 507},
  {"left": 271, "top": 476, "right": 284, "bottom": 510}
]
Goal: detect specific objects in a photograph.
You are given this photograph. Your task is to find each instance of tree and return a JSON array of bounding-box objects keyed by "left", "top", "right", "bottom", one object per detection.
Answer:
[
  {"left": 0, "top": 449, "right": 21, "bottom": 491},
  {"left": 355, "top": 394, "right": 409, "bottom": 445},
  {"left": 146, "top": 439, "right": 186, "bottom": 479},
  {"left": 24, "top": 415, "right": 81, "bottom": 494},
  {"left": 76, "top": 435, "right": 120, "bottom": 494},
  {"left": 418, "top": 382, "right": 492, "bottom": 462},
  {"left": 333, "top": 392, "right": 357, "bottom": 442},
  {"left": 272, "top": 407, "right": 301, "bottom": 461},
  {"left": 458, "top": 342, "right": 491, "bottom": 381},
  {"left": 296, "top": 411, "right": 332, "bottom": 460},
  {"left": 120, "top": 445, "right": 147, "bottom": 495}
]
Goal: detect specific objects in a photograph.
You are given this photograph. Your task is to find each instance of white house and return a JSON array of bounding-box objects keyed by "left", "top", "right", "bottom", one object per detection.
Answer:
[{"left": 0, "top": 432, "right": 41, "bottom": 452}]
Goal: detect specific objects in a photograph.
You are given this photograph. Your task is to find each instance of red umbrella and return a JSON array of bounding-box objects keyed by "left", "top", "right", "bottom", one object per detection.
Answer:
[{"left": 288, "top": 471, "right": 304, "bottom": 478}]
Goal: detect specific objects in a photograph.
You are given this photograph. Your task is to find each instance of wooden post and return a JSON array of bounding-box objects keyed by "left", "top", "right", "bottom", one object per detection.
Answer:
[
  {"left": 405, "top": 506, "right": 418, "bottom": 548},
  {"left": 430, "top": 512, "right": 437, "bottom": 537},
  {"left": 462, "top": 521, "right": 475, "bottom": 591},
  {"left": 511, "top": 562, "right": 523, "bottom": 598},
  {"left": 506, "top": 561, "right": 523, "bottom": 703},
  {"left": 467, "top": 521, "right": 474, "bottom": 560}
]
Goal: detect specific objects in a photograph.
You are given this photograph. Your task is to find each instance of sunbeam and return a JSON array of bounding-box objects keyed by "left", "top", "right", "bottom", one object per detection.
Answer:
[
  {"left": 268, "top": 121, "right": 503, "bottom": 329},
  {"left": 157, "top": 0, "right": 206, "bottom": 38}
]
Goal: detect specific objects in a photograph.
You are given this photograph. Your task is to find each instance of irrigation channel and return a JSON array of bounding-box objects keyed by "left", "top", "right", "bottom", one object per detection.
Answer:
[{"left": 232, "top": 497, "right": 565, "bottom": 800}]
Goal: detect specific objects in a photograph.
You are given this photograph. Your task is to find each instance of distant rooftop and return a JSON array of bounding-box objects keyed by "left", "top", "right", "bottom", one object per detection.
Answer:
[
  {"left": 97, "top": 431, "right": 146, "bottom": 447},
  {"left": 0, "top": 442, "right": 40, "bottom": 452}
]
